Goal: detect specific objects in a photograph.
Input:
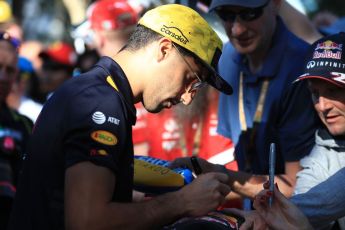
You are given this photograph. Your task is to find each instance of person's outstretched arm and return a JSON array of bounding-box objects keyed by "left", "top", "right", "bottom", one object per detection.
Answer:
[
  {"left": 65, "top": 161, "right": 231, "bottom": 230},
  {"left": 170, "top": 157, "right": 299, "bottom": 200},
  {"left": 290, "top": 167, "right": 345, "bottom": 229}
]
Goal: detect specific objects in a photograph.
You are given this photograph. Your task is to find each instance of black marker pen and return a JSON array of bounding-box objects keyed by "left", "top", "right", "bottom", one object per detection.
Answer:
[{"left": 190, "top": 156, "right": 202, "bottom": 175}]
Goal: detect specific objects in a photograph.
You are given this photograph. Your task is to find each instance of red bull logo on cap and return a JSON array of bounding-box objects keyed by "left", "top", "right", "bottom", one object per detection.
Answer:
[
  {"left": 314, "top": 40, "right": 342, "bottom": 60},
  {"left": 316, "top": 40, "right": 343, "bottom": 51}
]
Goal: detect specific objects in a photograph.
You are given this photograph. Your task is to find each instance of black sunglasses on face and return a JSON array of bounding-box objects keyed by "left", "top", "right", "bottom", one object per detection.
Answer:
[
  {"left": 216, "top": 1, "right": 269, "bottom": 23},
  {"left": 0, "top": 32, "right": 20, "bottom": 50}
]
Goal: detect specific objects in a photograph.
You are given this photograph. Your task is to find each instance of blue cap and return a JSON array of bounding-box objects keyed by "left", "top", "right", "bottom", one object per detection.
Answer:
[
  {"left": 209, "top": 0, "right": 268, "bottom": 11},
  {"left": 18, "top": 56, "right": 34, "bottom": 73}
]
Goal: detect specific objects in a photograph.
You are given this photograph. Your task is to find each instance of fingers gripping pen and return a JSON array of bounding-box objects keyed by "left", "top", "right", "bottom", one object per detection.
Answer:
[{"left": 269, "top": 143, "right": 276, "bottom": 207}]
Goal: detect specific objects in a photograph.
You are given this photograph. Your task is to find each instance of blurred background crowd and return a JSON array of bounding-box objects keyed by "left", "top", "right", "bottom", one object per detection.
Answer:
[
  {"left": 0, "top": 0, "right": 338, "bottom": 118},
  {"left": 5, "top": 0, "right": 345, "bottom": 43},
  {"left": 0, "top": 0, "right": 345, "bottom": 229},
  {"left": 0, "top": 0, "right": 344, "bottom": 123}
]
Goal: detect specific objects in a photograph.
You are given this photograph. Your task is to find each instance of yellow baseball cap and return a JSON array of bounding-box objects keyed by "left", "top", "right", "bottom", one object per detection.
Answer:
[
  {"left": 0, "top": 1, "right": 12, "bottom": 23},
  {"left": 139, "top": 4, "right": 232, "bottom": 95}
]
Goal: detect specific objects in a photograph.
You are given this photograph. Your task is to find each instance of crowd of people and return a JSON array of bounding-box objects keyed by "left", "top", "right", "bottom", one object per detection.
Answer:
[{"left": 0, "top": 0, "right": 344, "bottom": 229}]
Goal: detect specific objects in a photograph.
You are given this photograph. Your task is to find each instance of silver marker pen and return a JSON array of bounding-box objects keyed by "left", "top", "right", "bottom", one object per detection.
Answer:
[{"left": 269, "top": 143, "right": 276, "bottom": 207}]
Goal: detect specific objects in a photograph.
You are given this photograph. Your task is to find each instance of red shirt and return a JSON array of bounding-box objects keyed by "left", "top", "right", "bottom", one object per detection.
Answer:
[
  {"left": 140, "top": 92, "right": 237, "bottom": 170},
  {"left": 132, "top": 103, "right": 148, "bottom": 144}
]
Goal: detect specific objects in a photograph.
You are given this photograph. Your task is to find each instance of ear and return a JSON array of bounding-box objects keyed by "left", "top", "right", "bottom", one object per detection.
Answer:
[
  {"left": 99, "top": 34, "right": 106, "bottom": 48},
  {"left": 93, "top": 30, "right": 105, "bottom": 49},
  {"left": 156, "top": 37, "right": 173, "bottom": 62}
]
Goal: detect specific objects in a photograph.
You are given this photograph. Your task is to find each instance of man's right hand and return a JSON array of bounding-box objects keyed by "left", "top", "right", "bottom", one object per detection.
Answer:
[{"left": 175, "top": 172, "right": 231, "bottom": 217}]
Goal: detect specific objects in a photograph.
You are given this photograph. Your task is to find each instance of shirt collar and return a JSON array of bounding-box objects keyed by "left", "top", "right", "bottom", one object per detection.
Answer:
[{"left": 95, "top": 56, "right": 137, "bottom": 125}]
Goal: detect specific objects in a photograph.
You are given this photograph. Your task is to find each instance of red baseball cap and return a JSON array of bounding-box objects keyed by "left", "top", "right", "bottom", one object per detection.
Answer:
[
  {"left": 39, "top": 42, "right": 77, "bottom": 66},
  {"left": 87, "top": 0, "right": 138, "bottom": 31}
]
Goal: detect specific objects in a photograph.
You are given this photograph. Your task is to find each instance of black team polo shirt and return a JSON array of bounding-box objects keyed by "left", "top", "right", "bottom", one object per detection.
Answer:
[{"left": 8, "top": 57, "right": 137, "bottom": 230}]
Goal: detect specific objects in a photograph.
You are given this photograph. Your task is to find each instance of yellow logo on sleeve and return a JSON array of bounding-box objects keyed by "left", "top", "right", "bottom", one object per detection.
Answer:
[
  {"left": 91, "top": 130, "right": 117, "bottom": 146},
  {"left": 98, "top": 149, "right": 108, "bottom": 156}
]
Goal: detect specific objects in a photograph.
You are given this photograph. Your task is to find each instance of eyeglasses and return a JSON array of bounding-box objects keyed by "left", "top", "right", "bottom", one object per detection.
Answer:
[
  {"left": 216, "top": 1, "right": 269, "bottom": 23},
  {"left": 172, "top": 43, "right": 206, "bottom": 93},
  {"left": 0, "top": 32, "right": 20, "bottom": 50}
]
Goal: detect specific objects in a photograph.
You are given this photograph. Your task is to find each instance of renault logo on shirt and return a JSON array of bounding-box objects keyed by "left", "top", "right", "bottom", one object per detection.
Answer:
[{"left": 92, "top": 111, "right": 120, "bottom": 125}]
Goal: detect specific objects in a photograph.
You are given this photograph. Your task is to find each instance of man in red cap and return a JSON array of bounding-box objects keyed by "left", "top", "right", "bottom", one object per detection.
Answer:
[
  {"left": 87, "top": 0, "right": 138, "bottom": 57},
  {"left": 38, "top": 42, "right": 77, "bottom": 99}
]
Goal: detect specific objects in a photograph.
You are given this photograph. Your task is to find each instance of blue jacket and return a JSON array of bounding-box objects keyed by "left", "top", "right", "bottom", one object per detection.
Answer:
[{"left": 217, "top": 17, "right": 320, "bottom": 173}]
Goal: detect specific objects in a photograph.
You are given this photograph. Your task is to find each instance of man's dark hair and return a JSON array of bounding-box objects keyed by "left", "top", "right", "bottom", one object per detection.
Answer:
[{"left": 120, "top": 25, "right": 162, "bottom": 51}]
